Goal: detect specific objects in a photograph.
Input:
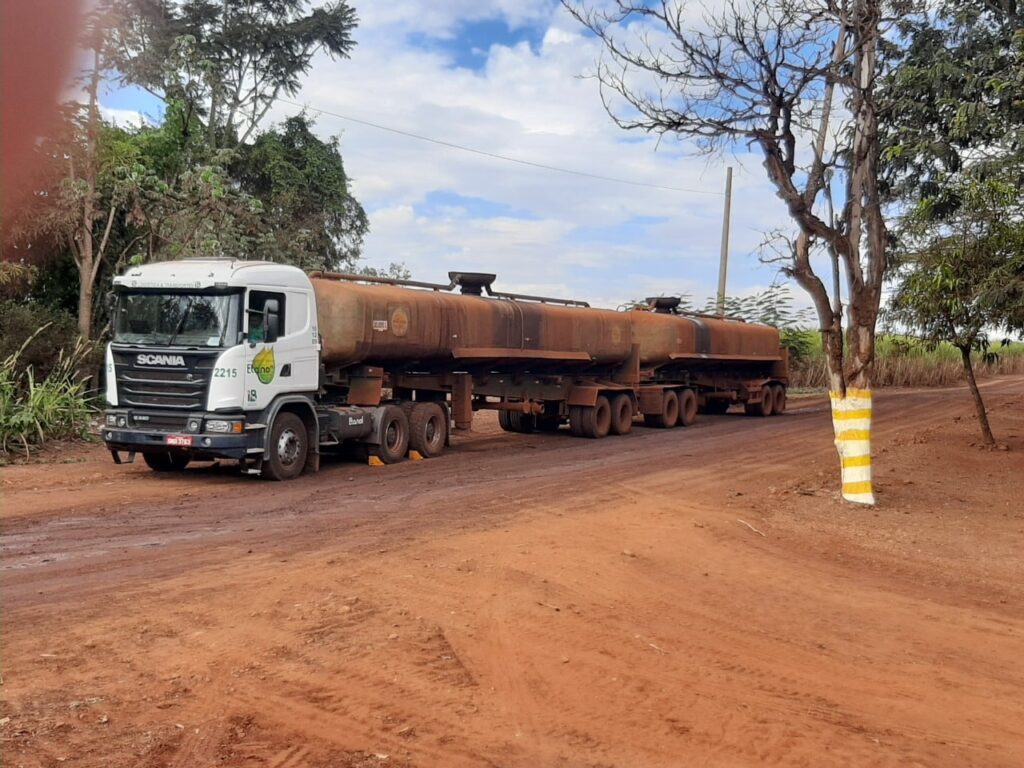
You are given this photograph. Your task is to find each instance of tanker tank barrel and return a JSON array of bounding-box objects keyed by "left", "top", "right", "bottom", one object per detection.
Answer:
[{"left": 308, "top": 270, "right": 458, "bottom": 292}]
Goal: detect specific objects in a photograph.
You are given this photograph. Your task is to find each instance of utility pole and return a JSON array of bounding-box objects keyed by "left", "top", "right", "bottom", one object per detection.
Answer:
[{"left": 716, "top": 166, "right": 733, "bottom": 316}]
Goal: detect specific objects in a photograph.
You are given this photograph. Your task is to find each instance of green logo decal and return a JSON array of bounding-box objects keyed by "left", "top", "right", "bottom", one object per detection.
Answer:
[{"left": 252, "top": 347, "right": 275, "bottom": 384}]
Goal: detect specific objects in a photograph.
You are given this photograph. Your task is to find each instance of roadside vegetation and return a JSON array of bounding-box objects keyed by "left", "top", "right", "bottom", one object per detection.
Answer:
[
  {"left": 787, "top": 336, "right": 1024, "bottom": 390},
  {"left": 0, "top": 330, "right": 96, "bottom": 459}
]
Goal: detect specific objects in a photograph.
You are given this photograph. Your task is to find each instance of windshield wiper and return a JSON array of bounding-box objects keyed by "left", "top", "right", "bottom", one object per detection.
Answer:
[{"left": 165, "top": 297, "right": 195, "bottom": 347}]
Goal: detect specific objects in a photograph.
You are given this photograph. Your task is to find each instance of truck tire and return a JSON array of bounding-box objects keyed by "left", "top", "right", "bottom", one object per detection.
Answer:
[
  {"left": 772, "top": 384, "right": 787, "bottom": 415},
  {"left": 644, "top": 390, "right": 679, "bottom": 429},
  {"left": 498, "top": 408, "right": 535, "bottom": 433},
  {"left": 609, "top": 393, "right": 633, "bottom": 435},
  {"left": 678, "top": 388, "right": 698, "bottom": 426},
  {"left": 745, "top": 385, "right": 775, "bottom": 417},
  {"left": 409, "top": 402, "right": 447, "bottom": 458},
  {"left": 263, "top": 411, "right": 308, "bottom": 481},
  {"left": 371, "top": 404, "right": 409, "bottom": 464},
  {"left": 143, "top": 451, "right": 190, "bottom": 472},
  {"left": 569, "top": 401, "right": 609, "bottom": 438}
]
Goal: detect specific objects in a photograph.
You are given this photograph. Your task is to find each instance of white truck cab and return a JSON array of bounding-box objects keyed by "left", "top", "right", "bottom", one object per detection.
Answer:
[{"left": 104, "top": 259, "right": 326, "bottom": 478}]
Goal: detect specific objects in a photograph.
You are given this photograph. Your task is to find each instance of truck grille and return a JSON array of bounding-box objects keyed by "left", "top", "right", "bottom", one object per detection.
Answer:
[{"left": 112, "top": 349, "right": 216, "bottom": 410}]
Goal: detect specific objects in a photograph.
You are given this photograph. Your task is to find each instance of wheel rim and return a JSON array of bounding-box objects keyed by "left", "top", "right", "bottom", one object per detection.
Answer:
[
  {"left": 385, "top": 420, "right": 401, "bottom": 451},
  {"left": 277, "top": 428, "right": 301, "bottom": 467}
]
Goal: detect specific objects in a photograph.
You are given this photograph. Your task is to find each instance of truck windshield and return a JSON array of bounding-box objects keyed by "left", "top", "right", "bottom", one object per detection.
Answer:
[{"left": 113, "top": 292, "right": 241, "bottom": 347}]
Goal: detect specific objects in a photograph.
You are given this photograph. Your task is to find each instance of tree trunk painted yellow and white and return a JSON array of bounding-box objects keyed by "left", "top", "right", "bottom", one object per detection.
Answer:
[{"left": 830, "top": 388, "right": 874, "bottom": 505}]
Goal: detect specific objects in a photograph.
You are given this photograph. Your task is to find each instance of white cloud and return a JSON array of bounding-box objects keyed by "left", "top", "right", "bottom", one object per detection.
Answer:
[{"left": 266, "top": 1, "right": 797, "bottom": 307}]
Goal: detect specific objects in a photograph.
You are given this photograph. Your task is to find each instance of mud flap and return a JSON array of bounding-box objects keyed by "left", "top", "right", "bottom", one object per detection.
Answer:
[{"left": 830, "top": 388, "right": 875, "bottom": 505}]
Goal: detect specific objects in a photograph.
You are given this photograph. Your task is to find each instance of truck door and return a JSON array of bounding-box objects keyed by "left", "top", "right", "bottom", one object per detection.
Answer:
[{"left": 245, "top": 288, "right": 318, "bottom": 412}]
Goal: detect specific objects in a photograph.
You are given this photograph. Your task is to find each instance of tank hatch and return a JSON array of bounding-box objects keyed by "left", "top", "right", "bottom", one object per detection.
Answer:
[
  {"left": 645, "top": 296, "right": 682, "bottom": 314},
  {"left": 449, "top": 272, "right": 497, "bottom": 295}
]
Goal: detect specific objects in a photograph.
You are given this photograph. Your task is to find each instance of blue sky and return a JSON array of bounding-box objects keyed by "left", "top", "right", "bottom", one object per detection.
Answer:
[{"left": 101, "top": 0, "right": 795, "bottom": 309}]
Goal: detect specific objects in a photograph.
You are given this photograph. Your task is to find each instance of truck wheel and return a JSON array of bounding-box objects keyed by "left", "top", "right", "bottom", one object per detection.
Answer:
[
  {"left": 511, "top": 412, "right": 537, "bottom": 433},
  {"left": 569, "top": 405, "right": 585, "bottom": 437},
  {"left": 772, "top": 384, "right": 787, "bottom": 415},
  {"left": 263, "top": 412, "right": 308, "bottom": 481},
  {"left": 143, "top": 451, "right": 190, "bottom": 472},
  {"left": 570, "top": 399, "right": 611, "bottom": 439},
  {"left": 609, "top": 393, "right": 633, "bottom": 435},
  {"left": 644, "top": 390, "right": 678, "bottom": 429},
  {"left": 678, "top": 389, "right": 698, "bottom": 427},
  {"left": 498, "top": 409, "right": 515, "bottom": 432},
  {"left": 371, "top": 404, "right": 409, "bottom": 464},
  {"left": 409, "top": 402, "right": 447, "bottom": 458},
  {"left": 745, "top": 385, "right": 775, "bottom": 417}
]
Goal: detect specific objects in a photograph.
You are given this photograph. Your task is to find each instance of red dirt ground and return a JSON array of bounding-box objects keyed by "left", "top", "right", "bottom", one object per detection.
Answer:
[{"left": 2, "top": 377, "right": 1023, "bottom": 767}]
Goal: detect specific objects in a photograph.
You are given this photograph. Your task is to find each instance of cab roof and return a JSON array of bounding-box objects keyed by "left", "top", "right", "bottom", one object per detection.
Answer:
[{"left": 113, "top": 259, "right": 311, "bottom": 291}]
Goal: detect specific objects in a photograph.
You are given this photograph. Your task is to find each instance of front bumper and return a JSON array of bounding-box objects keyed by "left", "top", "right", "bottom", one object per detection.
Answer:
[{"left": 103, "top": 409, "right": 253, "bottom": 462}]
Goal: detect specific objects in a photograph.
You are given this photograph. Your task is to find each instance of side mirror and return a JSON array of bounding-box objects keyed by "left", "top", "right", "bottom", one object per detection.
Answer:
[{"left": 264, "top": 299, "right": 280, "bottom": 343}]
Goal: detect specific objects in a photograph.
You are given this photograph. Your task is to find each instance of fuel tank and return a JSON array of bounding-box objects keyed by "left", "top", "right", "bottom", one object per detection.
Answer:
[
  {"left": 312, "top": 277, "right": 634, "bottom": 369},
  {"left": 629, "top": 310, "right": 782, "bottom": 366}
]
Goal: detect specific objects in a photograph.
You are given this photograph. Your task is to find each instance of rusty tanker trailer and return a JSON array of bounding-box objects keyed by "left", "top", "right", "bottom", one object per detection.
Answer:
[
  {"left": 310, "top": 271, "right": 788, "bottom": 445},
  {"left": 103, "top": 261, "right": 788, "bottom": 479}
]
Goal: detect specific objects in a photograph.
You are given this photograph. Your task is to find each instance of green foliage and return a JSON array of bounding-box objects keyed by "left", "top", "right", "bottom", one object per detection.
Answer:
[
  {"left": 0, "top": 330, "right": 96, "bottom": 457},
  {"left": 0, "top": 300, "right": 82, "bottom": 382},
  {"left": 233, "top": 114, "right": 368, "bottom": 271},
  {"left": 886, "top": 174, "right": 1024, "bottom": 351},
  {"left": 880, "top": 1, "right": 1024, "bottom": 206},
  {"left": 108, "top": 0, "right": 359, "bottom": 147},
  {"left": 699, "top": 285, "right": 814, "bottom": 330}
]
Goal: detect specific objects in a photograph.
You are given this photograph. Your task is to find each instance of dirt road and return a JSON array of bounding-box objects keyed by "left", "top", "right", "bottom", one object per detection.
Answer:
[{"left": 3, "top": 378, "right": 1024, "bottom": 767}]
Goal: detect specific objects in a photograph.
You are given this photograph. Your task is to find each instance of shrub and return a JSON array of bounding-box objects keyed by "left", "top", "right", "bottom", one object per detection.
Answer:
[
  {"left": 0, "top": 328, "right": 96, "bottom": 457},
  {"left": 0, "top": 299, "right": 81, "bottom": 382}
]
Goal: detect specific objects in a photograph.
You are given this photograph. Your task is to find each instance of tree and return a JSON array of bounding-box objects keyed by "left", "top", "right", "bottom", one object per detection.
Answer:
[
  {"left": 233, "top": 114, "right": 367, "bottom": 271},
  {"left": 879, "top": 0, "right": 1024, "bottom": 445},
  {"left": 888, "top": 179, "right": 1024, "bottom": 446},
  {"left": 565, "top": 0, "right": 901, "bottom": 505},
  {"left": 108, "top": 0, "right": 359, "bottom": 148}
]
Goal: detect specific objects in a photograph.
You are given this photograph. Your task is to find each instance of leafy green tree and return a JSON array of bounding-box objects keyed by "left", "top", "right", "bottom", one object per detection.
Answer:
[
  {"left": 887, "top": 176, "right": 1024, "bottom": 446},
  {"left": 108, "top": 0, "right": 359, "bottom": 148},
  {"left": 880, "top": 1, "right": 1023, "bottom": 208},
  {"left": 233, "top": 115, "right": 367, "bottom": 271}
]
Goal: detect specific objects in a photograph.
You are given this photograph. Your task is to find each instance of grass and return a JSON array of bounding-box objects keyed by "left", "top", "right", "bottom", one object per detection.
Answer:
[
  {"left": 0, "top": 326, "right": 96, "bottom": 458},
  {"left": 787, "top": 334, "right": 1024, "bottom": 389}
]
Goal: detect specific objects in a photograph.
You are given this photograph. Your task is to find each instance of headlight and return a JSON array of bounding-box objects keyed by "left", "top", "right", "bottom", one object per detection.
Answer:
[
  {"left": 187, "top": 418, "right": 202, "bottom": 432},
  {"left": 106, "top": 414, "right": 118, "bottom": 426},
  {"left": 205, "top": 419, "right": 243, "bottom": 433},
  {"left": 117, "top": 416, "right": 128, "bottom": 428}
]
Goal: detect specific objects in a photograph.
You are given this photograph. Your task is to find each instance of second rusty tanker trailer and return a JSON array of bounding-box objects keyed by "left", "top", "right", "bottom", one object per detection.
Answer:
[{"left": 102, "top": 260, "right": 788, "bottom": 480}]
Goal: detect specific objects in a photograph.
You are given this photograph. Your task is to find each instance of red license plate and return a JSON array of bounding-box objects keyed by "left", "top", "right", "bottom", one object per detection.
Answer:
[{"left": 165, "top": 434, "right": 193, "bottom": 447}]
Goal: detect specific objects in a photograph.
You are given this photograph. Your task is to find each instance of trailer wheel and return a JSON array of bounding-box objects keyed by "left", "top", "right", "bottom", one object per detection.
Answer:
[
  {"left": 409, "top": 402, "right": 447, "bottom": 457},
  {"left": 609, "top": 393, "right": 633, "bottom": 435},
  {"left": 371, "top": 405, "right": 409, "bottom": 464},
  {"left": 498, "top": 409, "right": 515, "bottom": 432},
  {"left": 570, "top": 398, "right": 611, "bottom": 438},
  {"left": 644, "top": 390, "right": 679, "bottom": 429},
  {"left": 745, "top": 385, "right": 775, "bottom": 417},
  {"left": 678, "top": 388, "right": 698, "bottom": 427},
  {"left": 772, "top": 384, "right": 787, "bottom": 415},
  {"left": 143, "top": 451, "right": 191, "bottom": 472},
  {"left": 569, "top": 406, "right": 585, "bottom": 437},
  {"left": 263, "top": 412, "right": 308, "bottom": 481}
]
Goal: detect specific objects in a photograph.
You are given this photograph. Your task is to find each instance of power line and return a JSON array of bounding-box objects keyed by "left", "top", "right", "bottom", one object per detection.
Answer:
[{"left": 278, "top": 97, "right": 724, "bottom": 196}]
